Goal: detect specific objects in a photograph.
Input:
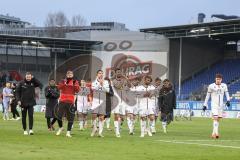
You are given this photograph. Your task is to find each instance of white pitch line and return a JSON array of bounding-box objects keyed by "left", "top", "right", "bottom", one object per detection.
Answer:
[
  {"left": 156, "top": 140, "right": 240, "bottom": 149},
  {"left": 161, "top": 140, "right": 240, "bottom": 142}
]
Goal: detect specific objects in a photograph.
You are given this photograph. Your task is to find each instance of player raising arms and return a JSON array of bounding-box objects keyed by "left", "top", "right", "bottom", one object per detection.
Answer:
[
  {"left": 203, "top": 74, "right": 230, "bottom": 139},
  {"left": 91, "top": 70, "right": 110, "bottom": 137}
]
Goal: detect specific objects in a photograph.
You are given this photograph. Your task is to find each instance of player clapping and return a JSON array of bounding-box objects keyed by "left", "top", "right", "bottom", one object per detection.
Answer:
[
  {"left": 91, "top": 70, "right": 110, "bottom": 137},
  {"left": 135, "top": 76, "right": 155, "bottom": 137},
  {"left": 55, "top": 71, "right": 80, "bottom": 138}
]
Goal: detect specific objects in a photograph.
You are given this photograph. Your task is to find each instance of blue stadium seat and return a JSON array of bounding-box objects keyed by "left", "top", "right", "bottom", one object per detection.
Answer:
[{"left": 176, "top": 59, "right": 240, "bottom": 101}]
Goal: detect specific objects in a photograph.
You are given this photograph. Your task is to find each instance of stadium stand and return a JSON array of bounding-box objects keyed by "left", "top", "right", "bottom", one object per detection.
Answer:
[{"left": 177, "top": 58, "right": 240, "bottom": 101}]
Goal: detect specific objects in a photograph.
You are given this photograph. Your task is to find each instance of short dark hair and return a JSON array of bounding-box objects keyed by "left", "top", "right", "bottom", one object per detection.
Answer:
[
  {"left": 144, "top": 75, "right": 152, "bottom": 82},
  {"left": 66, "top": 70, "right": 73, "bottom": 74},
  {"left": 133, "top": 76, "right": 142, "bottom": 82},
  {"left": 115, "top": 68, "right": 121, "bottom": 72},
  {"left": 86, "top": 78, "right": 92, "bottom": 82},
  {"left": 163, "top": 79, "right": 170, "bottom": 83},
  {"left": 97, "top": 69, "right": 103, "bottom": 74},
  {"left": 216, "top": 73, "right": 223, "bottom": 79},
  {"left": 104, "top": 77, "right": 111, "bottom": 83},
  {"left": 26, "top": 72, "right": 32, "bottom": 75},
  {"left": 155, "top": 77, "right": 162, "bottom": 82}
]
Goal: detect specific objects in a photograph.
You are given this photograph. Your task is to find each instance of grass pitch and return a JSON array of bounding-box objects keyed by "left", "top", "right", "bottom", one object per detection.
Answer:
[{"left": 0, "top": 113, "right": 240, "bottom": 160}]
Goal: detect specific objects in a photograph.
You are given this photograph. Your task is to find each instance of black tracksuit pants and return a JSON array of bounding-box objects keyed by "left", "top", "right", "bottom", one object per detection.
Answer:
[{"left": 21, "top": 105, "right": 34, "bottom": 130}]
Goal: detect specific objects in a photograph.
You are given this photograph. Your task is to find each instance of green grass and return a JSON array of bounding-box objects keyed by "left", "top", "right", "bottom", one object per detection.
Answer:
[{"left": 0, "top": 113, "right": 240, "bottom": 160}]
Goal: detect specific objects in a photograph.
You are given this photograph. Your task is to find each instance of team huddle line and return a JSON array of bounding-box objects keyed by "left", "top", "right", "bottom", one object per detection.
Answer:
[{"left": 1, "top": 70, "right": 230, "bottom": 139}]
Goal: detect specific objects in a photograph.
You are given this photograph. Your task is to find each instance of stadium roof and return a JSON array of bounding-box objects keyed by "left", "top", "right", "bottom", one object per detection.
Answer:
[
  {"left": 140, "top": 19, "right": 240, "bottom": 39},
  {"left": 0, "top": 34, "right": 102, "bottom": 50},
  {"left": 0, "top": 14, "right": 30, "bottom": 24}
]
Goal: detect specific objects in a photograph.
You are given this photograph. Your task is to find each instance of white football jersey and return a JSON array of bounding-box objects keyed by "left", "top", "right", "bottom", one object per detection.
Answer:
[
  {"left": 112, "top": 78, "right": 129, "bottom": 104},
  {"left": 77, "top": 87, "right": 90, "bottom": 108},
  {"left": 204, "top": 83, "right": 230, "bottom": 108},
  {"left": 135, "top": 84, "right": 155, "bottom": 107},
  {"left": 91, "top": 79, "right": 110, "bottom": 107},
  {"left": 152, "top": 85, "right": 161, "bottom": 107}
]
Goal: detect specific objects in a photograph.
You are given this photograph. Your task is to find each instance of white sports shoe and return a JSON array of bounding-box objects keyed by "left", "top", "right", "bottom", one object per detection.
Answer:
[
  {"left": 163, "top": 128, "right": 167, "bottom": 134},
  {"left": 79, "top": 126, "right": 84, "bottom": 131},
  {"left": 144, "top": 130, "right": 148, "bottom": 135},
  {"left": 66, "top": 131, "right": 72, "bottom": 138},
  {"left": 98, "top": 134, "right": 104, "bottom": 138},
  {"left": 16, "top": 117, "right": 21, "bottom": 121},
  {"left": 116, "top": 133, "right": 121, "bottom": 138},
  {"left": 147, "top": 130, "right": 153, "bottom": 137},
  {"left": 140, "top": 134, "right": 145, "bottom": 138},
  {"left": 129, "top": 132, "right": 134, "bottom": 135},
  {"left": 29, "top": 130, "right": 34, "bottom": 135},
  {"left": 91, "top": 128, "right": 97, "bottom": 137},
  {"left": 56, "top": 127, "right": 64, "bottom": 136},
  {"left": 151, "top": 128, "right": 156, "bottom": 134},
  {"left": 23, "top": 131, "right": 28, "bottom": 135}
]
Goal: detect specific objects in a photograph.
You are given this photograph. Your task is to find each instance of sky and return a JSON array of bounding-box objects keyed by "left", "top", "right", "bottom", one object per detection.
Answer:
[{"left": 0, "top": 0, "right": 240, "bottom": 30}]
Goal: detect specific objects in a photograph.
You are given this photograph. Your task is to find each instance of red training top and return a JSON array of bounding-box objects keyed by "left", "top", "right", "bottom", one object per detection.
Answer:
[{"left": 58, "top": 79, "right": 80, "bottom": 104}]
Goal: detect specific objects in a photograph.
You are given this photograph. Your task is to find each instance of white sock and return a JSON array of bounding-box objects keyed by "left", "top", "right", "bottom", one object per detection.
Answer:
[
  {"left": 79, "top": 121, "right": 84, "bottom": 129},
  {"left": 92, "top": 119, "right": 97, "bottom": 131},
  {"left": 106, "top": 118, "right": 110, "bottom": 129},
  {"left": 140, "top": 120, "right": 146, "bottom": 135},
  {"left": 6, "top": 114, "right": 9, "bottom": 120},
  {"left": 114, "top": 121, "right": 120, "bottom": 135},
  {"left": 133, "top": 118, "right": 136, "bottom": 131},
  {"left": 84, "top": 120, "right": 87, "bottom": 127},
  {"left": 149, "top": 120, "right": 155, "bottom": 131},
  {"left": 4, "top": 111, "right": 9, "bottom": 119},
  {"left": 96, "top": 120, "right": 99, "bottom": 128},
  {"left": 213, "top": 120, "right": 219, "bottom": 135},
  {"left": 162, "top": 121, "right": 167, "bottom": 132},
  {"left": 127, "top": 117, "right": 133, "bottom": 132},
  {"left": 99, "top": 120, "right": 104, "bottom": 135}
]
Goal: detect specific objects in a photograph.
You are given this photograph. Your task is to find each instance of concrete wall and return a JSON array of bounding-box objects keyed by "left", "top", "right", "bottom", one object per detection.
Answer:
[
  {"left": 66, "top": 31, "right": 169, "bottom": 52},
  {"left": 169, "top": 38, "right": 224, "bottom": 84}
]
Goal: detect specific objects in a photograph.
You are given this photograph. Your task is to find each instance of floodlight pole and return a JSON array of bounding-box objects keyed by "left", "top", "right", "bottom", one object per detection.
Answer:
[
  {"left": 5, "top": 40, "right": 8, "bottom": 70},
  {"left": 54, "top": 50, "right": 57, "bottom": 81},
  {"left": 178, "top": 37, "right": 182, "bottom": 99}
]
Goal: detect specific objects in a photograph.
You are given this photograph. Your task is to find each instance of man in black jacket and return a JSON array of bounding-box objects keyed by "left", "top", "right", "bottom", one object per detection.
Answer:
[
  {"left": 104, "top": 77, "right": 114, "bottom": 130},
  {"left": 158, "top": 79, "right": 176, "bottom": 133},
  {"left": 45, "top": 79, "right": 60, "bottom": 131},
  {"left": 16, "top": 72, "right": 43, "bottom": 135}
]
